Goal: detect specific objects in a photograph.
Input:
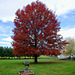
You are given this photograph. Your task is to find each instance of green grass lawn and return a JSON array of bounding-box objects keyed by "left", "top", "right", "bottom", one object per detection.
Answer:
[{"left": 0, "top": 56, "right": 75, "bottom": 75}]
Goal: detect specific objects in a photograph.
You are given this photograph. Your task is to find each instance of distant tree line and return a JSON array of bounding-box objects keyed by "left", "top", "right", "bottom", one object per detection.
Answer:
[
  {"left": 0, "top": 46, "right": 14, "bottom": 57},
  {"left": 0, "top": 46, "right": 31, "bottom": 59}
]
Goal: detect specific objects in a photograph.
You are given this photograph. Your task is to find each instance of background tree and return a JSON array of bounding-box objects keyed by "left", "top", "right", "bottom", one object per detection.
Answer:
[
  {"left": 0, "top": 46, "right": 4, "bottom": 57},
  {"left": 63, "top": 38, "right": 75, "bottom": 58},
  {"left": 4, "top": 47, "right": 14, "bottom": 57},
  {"left": 12, "top": 0, "right": 68, "bottom": 63},
  {"left": 0, "top": 46, "right": 14, "bottom": 57}
]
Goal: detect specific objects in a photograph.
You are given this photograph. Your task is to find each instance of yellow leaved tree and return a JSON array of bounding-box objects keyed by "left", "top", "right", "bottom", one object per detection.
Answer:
[{"left": 62, "top": 38, "right": 75, "bottom": 58}]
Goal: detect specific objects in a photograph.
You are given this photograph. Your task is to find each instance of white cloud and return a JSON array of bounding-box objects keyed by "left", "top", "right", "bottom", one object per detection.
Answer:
[
  {"left": 1, "top": 17, "right": 15, "bottom": 22},
  {"left": 0, "top": 24, "right": 13, "bottom": 47},
  {"left": 0, "top": 34, "right": 9, "bottom": 37},
  {"left": 58, "top": 28, "right": 75, "bottom": 38},
  {"left": 0, "top": 41, "right": 12, "bottom": 47},
  {"left": 0, "top": 37, "right": 13, "bottom": 47},
  {"left": 55, "top": 0, "right": 75, "bottom": 15},
  {"left": 2, "top": 37, "right": 13, "bottom": 42},
  {"left": 0, "top": 41, "right": 10, "bottom": 44},
  {"left": 0, "top": 0, "right": 75, "bottom": 22},
  {"left": 0, "top": 25, "right": 7, "bottom": 32},
  {"left": 0, "top": 0, "right": 35, "bottom": 22},
  {"left": 0, "top": 25, "right": 13, "bottom": 35}
]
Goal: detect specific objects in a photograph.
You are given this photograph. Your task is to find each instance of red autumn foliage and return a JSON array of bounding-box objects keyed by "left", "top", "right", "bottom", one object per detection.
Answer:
[{"left": 12, "top": 0, "right": 68, "bottom": 62}]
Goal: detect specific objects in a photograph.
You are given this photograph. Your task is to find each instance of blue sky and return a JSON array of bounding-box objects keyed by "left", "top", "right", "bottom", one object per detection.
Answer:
[{"left": 0, "top": 0, "right": 75, "bottom": 47}]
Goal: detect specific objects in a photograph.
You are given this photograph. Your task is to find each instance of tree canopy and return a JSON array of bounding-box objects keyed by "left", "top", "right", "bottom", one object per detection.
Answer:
[{"left": 12, "top": 0, "right": 68, "bottom": 63}]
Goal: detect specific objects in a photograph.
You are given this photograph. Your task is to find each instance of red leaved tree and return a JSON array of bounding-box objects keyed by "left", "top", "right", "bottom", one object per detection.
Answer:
[{"left": 12, "top": 0, "right": 68, "bottom": 63}]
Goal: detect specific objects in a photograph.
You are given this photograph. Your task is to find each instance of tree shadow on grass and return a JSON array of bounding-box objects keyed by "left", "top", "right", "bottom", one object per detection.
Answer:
[
  {"left": 11, "top": 59, "right": 65, "bottom": 66},
  {"left": 30, "top": 61, "right": 64, "bottom": 65}
]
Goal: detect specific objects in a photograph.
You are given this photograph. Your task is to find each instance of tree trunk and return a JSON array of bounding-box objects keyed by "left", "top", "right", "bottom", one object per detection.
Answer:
[
  {"left": 19, "top": 57, "right": 20, "bottom": 59},
  {"left": 34, "top": 55, "right": 37, "bottom": 63},
  {"left": 69, "top": 54, "right": 71, "bottom": 60},
  {"left": 34, "top": 29, "right": 38, "bottom": 63},
  {"left": 30, "top": 56, "right": 31, "bottom": 59}
]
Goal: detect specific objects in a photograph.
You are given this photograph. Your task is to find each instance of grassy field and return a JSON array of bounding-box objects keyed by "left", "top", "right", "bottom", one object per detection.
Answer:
[{"left": 0, "top": 56, "right": 75, "bottom": 75}]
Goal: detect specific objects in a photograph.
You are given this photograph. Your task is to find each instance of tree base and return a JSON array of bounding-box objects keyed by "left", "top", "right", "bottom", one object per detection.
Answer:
[{"left": 34, "top": 55, "right": 38, "bottom": 63}]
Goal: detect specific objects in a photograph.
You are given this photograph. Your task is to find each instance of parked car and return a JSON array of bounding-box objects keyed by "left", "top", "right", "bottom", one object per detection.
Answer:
[
  {"left": 57, "top": 55, "right": 70, "bottom": 60},
  {"left": 71, "top": 55, "right": 75, "bottom": 60}
]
